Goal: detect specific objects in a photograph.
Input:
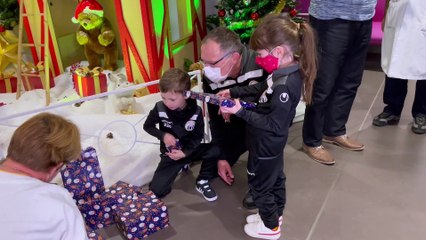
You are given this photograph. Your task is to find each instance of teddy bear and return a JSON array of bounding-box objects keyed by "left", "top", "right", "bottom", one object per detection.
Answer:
[{"left": 72, "top": 0, "right": 118, "bottom": 71}]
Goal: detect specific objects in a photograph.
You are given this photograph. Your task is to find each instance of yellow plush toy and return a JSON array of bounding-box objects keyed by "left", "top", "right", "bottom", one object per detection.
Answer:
[{"left": 72, "top": 0, "right": 117, "bottom": 70}]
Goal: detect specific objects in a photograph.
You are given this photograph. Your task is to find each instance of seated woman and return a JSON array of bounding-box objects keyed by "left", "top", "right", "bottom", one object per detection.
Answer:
[{"left": 0, "top": 112, "right": 88, "bottom": 239}]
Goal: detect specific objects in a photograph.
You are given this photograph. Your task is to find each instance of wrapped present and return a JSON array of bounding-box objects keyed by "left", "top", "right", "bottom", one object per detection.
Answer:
[
  {"left": 73, "top": 66, "right": 107, "bottom": 97},
  {"left": 21, "top": 61, "right": 55, "bottom": 91},
  {"left": 106, "top": 182, "right": 169, "bottom": 239},
  {"left": 78, "top": 197, "right": 117, "bottom": 230},
  {"left": 0, "top": 72, "right": 17, "bottom": 93},
  {"left": 61, "top": 147, "right": 169, "bottom": 238},
  {"left": 61, "top": 147, "right": 116, "bottom": 229},
  {"left": 61, "top": 147, "right": 106, "bottom": 203},
  {"left": 86, "top": 225, "right": 105, "bottom": 240},
  {"left": 104, "top": 181, "right": 142, "bottom": 202}
]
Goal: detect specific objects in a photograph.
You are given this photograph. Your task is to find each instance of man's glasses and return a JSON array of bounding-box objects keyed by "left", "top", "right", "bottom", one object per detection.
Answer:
[{"left": 200, "top": 51, "right": 234, "bottom": 67}]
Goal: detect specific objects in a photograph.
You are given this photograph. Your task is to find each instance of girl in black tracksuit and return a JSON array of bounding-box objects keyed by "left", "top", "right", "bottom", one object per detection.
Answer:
[{"left": 220, "top": 14, "right": 318, "bottom": 240}]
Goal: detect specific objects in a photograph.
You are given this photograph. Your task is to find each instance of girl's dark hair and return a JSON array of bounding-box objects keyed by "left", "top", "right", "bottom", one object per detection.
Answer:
[
  {"left": 159, "top": 68, "right": 191, "bottom": 93},
  {"left": 250, "top": 14, "right": 317, "bottom": 104}
]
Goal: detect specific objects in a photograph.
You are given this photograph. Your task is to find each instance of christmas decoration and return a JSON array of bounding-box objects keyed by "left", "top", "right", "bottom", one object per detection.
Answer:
[
  {"left": 0, "top": 71, "right": 17, "bottom": 93},
  {"left": 21, "top": 61, "right": 55, "bottom": 91},
  {"left": 250, "top": 12, "right": 259, "bottom": 20},
  {"left": 72, "top": 66, "right": 107, "bottom": 97},
  {"left": 289, "top": 8, "right": 298, "bottom": 17},
  {"left": 72, "top": 0, "right": 118, "bottom": 70},
  {"left": 218, "top": 9, "right": 226, "bottom": 17},
  {"left": 207, "top": 0, "right": 302, "bottom": 44},
  {"left": 0, "top": 0, "right": 19, "bottom": 31},
  {"left": 0, "top": 30, "right": 18, "bottom": 73}
]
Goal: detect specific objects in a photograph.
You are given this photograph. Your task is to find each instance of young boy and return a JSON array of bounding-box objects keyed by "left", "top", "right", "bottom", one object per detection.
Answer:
[{"left": 143, "top": 68, "right": 220, "bottom": 201}]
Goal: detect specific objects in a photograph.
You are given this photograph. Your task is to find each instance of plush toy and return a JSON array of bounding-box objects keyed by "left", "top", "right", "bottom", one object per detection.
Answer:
[
  {"left": 107, "top": 72, "right": 136, "bottom": 114},
  {"left": 72, "top": 0, "right": 118, "bottom": 71}
]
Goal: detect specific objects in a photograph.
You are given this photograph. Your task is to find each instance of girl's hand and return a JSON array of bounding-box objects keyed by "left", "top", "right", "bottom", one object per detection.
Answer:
[
  {"left": 221, "top": 112, "right": 232, "bottom": 122},
  {"left": 217, "top": 89, "right": 231, "bottom": 98},
  {"left": 163, "top": 133, "right": 176, "bottom": 148},
  {"left": 166, "top": 149, "right": 185, "bottom": 160},
  {"left": 219, "top": 99, "right": 242, "bottom": 114}
]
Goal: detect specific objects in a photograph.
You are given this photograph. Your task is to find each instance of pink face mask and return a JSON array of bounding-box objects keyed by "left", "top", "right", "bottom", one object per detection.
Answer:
[{"left": 255, "top": 49, "right": 279, "bottom": 74}]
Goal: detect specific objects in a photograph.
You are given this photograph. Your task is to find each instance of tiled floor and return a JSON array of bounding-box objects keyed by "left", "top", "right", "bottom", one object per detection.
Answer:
[{"left": 101, "top": 54, "right": 426, "bottom": 240}]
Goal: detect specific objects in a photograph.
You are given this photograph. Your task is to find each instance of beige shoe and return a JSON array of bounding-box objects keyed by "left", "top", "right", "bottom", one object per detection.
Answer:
[
  {"left": 303, "top": 144, "right": 335, "bottom": 165},
  {"left": 323, "top": 134, "right": 364, "bottom": 151}
]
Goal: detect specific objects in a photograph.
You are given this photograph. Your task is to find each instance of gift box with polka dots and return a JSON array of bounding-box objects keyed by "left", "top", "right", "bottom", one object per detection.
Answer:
[
  {"left": 105, "top": 181, "right": 169, "bottom": 239},
  {"left": 61, "top": 147, "right": 169, "bottom": 238}
]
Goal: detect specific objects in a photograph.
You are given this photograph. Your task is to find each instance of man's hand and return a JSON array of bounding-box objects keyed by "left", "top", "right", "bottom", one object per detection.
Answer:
[{"left": 218, "top": 160, "right": 234, "bottom": 185}]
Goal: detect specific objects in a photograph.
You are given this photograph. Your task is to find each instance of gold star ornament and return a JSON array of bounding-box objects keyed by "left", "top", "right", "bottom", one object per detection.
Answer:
[{"left": 0, "top": 30, "right": 18, "bottom": 73}]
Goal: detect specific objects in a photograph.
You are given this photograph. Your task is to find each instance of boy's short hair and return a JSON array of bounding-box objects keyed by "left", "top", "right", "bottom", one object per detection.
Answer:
[
  {"left": 7, "top": 113, "right": 81, "bottom": 172},
  {"left": 159, "top": 68, "right": 190, "bottom": 93}
]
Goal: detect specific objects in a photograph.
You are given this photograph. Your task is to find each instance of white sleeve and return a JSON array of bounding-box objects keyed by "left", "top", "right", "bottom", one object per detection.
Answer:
[{"left": 60, "top": 193, "right": 89, "bottom": 240}]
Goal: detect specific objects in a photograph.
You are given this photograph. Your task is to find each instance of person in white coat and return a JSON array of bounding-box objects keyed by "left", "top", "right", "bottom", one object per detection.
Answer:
[
  {"left": 373, "top": 0, "right": 426, "bottom": 134},
  {"left": 0, "top": 113, "right": 88, "bottom": 239}
]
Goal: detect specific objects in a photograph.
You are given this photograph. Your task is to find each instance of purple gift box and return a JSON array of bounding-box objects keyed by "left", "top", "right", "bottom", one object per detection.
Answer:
[
  {"left": 61, "top": 147, "right": 105, "bottom": 203},
  {"left": 78, "top": 197, "right": 117, "bottom": 229},
  {"left": 114, "top": 190, "right": 169, "bottom": 239},
  {"left": 86, "top": 225, "right": 105, "bottom": 240},
  {"left": 104, "top": 181, "right": 142, "bottom": 202},
  {"left": 61, "top": 147, "right": 114, "bottom": 229},
  {"left": 105, "top": 181, "right": 169, "bottom": 239},
  {"left": 61, "top": 147, "right": 169, "bottom": 238}
]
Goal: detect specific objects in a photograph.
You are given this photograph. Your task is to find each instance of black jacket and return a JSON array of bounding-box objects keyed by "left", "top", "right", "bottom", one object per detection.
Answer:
[
  {"left": 231, "top": 64, "right": 302, "bottom": 158},
  {"left": 202, "top": 46, "right": 269, "bottom": 144},
  {"left": 143, "top": 99, "right": 203, "bottom": 156}
]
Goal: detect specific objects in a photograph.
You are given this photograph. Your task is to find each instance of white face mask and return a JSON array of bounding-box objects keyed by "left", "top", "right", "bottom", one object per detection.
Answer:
[{"left": 204, "top": 66, "right": 230, "bottom": 83}]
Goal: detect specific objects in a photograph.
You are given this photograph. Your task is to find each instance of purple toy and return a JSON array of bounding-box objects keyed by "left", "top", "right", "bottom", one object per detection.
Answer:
[{"left": 183, "top": 90, "right": 256, "bottom": 109}]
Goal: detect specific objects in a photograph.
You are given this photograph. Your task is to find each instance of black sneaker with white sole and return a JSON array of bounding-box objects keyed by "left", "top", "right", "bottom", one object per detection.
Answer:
[
  {"left": 196, "top": 180, "right": 217, "bottom": 202},
  {"left": 412, "top": 114, "right": 426, "bottom": 134},
  {"left": 373, "top": 111, "right": 400, "bottom": 127}
]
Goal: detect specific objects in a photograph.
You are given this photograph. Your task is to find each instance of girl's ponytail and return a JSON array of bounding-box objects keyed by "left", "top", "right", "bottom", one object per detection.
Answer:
[{"left": 298, "top": 21, "right": 317, "bottom": 105}]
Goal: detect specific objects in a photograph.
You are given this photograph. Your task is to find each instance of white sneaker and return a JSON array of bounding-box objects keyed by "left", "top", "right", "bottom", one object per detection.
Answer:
[
  {"left": 244, "top": 219, "right": 281, "bottom": 240},
  {"left": 246, "top": 213, "right": 283, "bottom": 226}
]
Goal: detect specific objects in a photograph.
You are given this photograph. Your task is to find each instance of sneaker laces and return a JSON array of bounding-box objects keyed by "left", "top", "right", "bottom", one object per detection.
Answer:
[
  {"left": 197, "top": 180, "right": 212, "bottom": 192},
  {"left": 416, "top": 115, "right": 426, "bottom": 124}
]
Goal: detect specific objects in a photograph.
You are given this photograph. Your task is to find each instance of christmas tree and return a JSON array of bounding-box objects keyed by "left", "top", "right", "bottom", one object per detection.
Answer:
[
  {"left": 206, "top": 0, "right": 302, "bottom": 44},
  {"left": 0, "top": 0, "right": 19, "bottom": 31}
]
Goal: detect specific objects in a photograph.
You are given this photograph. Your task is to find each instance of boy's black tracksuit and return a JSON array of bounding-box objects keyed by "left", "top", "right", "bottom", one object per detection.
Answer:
[{"left": 143, "top": 99, "right": 219, "bottom": 198}]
